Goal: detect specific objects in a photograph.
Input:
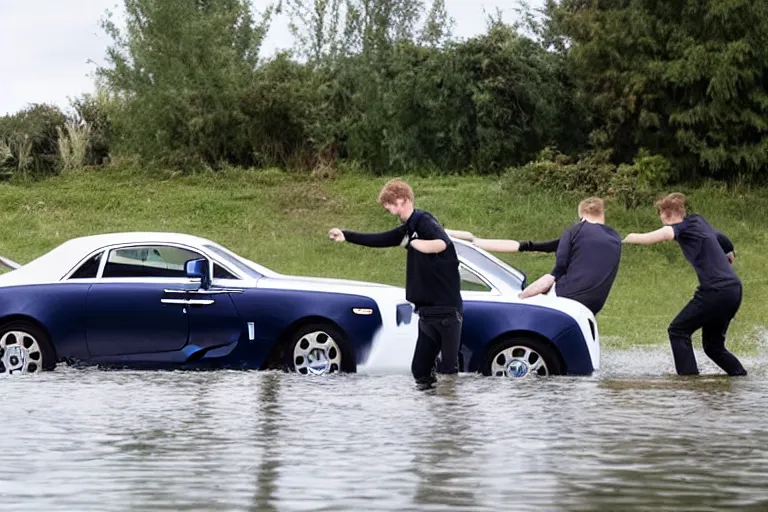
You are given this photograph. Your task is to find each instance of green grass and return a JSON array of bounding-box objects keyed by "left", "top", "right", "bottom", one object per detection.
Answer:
[{"left": 0, "top": 166, "right": 765, "bottom": 353}]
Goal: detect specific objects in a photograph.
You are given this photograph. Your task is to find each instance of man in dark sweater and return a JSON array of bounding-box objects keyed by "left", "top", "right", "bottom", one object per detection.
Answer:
[
  {"left": 446, "top": 197, "right": 622, "bottom": 316},
  {"left": 328, "top": 179, "right": 463, "bottom": 389},
  {"left": 623, "top": 192, "right": 746, "bottom": 376}
]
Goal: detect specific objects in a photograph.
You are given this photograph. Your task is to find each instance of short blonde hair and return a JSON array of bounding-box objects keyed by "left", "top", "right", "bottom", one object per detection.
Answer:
[
  {"left": 578, "top": 197, "right": 604, "bottom": 217},
  {"left": 378, "top": 179, "right": 414, "bottom": 205},
  {"left": 655, "top": 192, "right": 686, "bottom": 217}
]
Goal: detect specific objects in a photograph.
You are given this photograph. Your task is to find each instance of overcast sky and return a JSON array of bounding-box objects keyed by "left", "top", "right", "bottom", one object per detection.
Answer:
[{"left": 0, "top": 0, "right": 542, "bottom": 116}]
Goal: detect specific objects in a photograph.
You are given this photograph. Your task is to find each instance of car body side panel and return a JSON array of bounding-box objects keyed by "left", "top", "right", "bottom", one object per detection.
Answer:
[
  {"left": 85, "top": 283, "right": 190, "bottom": 356},
  {"left": 461, "top": 300, "right": 594, "bottom": 375},
  {"left": 225, "top": 288, "right": 385, "bottom": 367},
  {"left": 88, "top": 288, "right": 387, "bottom": 369},
  {"left": 187, "top": 294, "right": 242, "bottom": 348},
  {"left": 0, "top": 284, "right": 91, "bottom": 360}
]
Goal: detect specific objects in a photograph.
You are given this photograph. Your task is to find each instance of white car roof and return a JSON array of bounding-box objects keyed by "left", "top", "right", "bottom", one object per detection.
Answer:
[{"left": 0, "top": 232, "right": 242, "bottom": 285}]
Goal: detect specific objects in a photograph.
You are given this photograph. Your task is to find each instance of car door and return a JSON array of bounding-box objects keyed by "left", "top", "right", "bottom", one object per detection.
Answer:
[
  {"left": 85, "top": 244, "right": 205, "bottom": 357},
  {"left": 182, "top": 263, "right": 246, "bottom": 357}
]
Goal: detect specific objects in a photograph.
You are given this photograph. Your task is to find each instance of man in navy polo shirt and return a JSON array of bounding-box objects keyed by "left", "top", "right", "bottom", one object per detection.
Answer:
[
  {"left": 447, "top": 197, "right": 622, "bottom": 316},
  {"left": 623, "top": 192, "right": 746, "bottom": 376}
]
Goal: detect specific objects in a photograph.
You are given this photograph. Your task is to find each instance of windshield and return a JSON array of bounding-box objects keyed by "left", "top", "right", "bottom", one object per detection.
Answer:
[
  {"left": 454, "top": 242, "right": 526, "bottom": 291},
  {"left": 203, "top": 244, "right": 269, "bottom": 279}
]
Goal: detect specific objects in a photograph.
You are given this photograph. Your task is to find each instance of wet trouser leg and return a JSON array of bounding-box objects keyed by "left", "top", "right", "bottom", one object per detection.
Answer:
[
  {"left": 411, "top": 310, "right": 463, "bottom": 388},
  {"left": 667, "top": 284, "right": 746, "bottom": 376},
  {"left": 702, "top": 286, "right": 747, "bottom": 376}
]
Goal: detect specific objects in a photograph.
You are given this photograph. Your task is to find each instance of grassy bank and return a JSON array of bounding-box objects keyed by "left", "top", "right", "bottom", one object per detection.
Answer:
[{"left": 0, "top": 167, "right": 765, "bottom": 352}]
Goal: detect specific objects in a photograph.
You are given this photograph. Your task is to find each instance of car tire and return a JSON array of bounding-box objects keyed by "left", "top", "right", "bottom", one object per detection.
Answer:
[
  {"left": 284, "top": 323, "right": 355, "bottom": 375},
  {"left": 0, "top": 320, "right": 56, "bottom": 375},
  {"left": 484, "top": 335, "right": 562, "bottom": 378}
]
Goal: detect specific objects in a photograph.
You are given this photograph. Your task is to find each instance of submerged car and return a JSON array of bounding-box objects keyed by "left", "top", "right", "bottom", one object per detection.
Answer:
[{"left": 0, "top": 232, "right": 599, "bottom": 378}]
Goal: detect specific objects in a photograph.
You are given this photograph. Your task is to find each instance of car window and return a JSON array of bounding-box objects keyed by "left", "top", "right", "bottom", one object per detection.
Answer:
[
  {"left": 203, "top": 244, "right": 264, "bottom": 279},
  {"left": 454, "top": 242, "right": 525, "bottom": 291},
  {"left": 460, "top": 264, "right": 493, "bottom": 292},
  {"left": 213, "top": 262, "right": 237, "bottom": 279},
  {"left": 102, "top": 245, "right": 205, "bottom": 278},
  {"left": 69, "top": 251, "right": 104, "bottom": 279}
]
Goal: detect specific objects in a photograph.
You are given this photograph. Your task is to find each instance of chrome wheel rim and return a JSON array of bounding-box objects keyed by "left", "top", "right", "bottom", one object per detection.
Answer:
[
  {"left": 491, "top": 345, "right": 548, "bottom": 379},
  {"left": 0, "top": 330, "right": 43, "bottom": 375},
  {"left": 293, "top": 331, "right": 342, "bottom": 375}
]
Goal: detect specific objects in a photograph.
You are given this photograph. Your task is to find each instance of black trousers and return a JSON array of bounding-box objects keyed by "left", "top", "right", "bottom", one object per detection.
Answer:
[
  {"left": 668, "top": 283, "right": 746, "bottom": 376},
  {"left": 411, "top": 308, "right": 463, "bottom": 387}
]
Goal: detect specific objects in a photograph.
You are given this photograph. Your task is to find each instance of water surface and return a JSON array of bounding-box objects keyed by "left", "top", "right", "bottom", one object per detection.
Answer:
[{"left": 2, "top": 344, "right": 768, "bottom": 511}]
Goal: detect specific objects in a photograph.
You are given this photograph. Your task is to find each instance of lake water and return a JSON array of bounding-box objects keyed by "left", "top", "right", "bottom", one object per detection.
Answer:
[{"left": 2, "top": 343, "right": 768, "bottom": 511}]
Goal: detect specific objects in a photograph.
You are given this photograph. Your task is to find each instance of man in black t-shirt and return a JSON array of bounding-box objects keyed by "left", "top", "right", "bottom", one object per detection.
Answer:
[
  {"left": 447, "top": 197, "right": 622, "bottom": 316},
  {"left": 328, "top": 179, "right": 463, "bottom": 389},
  {"left": 623, "top": 192, "right": 746, "bottom": 376}
]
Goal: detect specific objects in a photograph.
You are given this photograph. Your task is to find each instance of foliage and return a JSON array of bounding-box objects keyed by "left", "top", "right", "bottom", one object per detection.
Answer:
[
  {"left": 0, "top": 104, "right": 67, "bottom": 177},
  {"left": 96, "top": 0, "right": 274, "bottom": 169},
  {"left": 4, "top": 0, "right": 768, "bottom": 181},
  {"left": 549, "top": 0, "right": 768, "bottom": 180},
  {"left": 506, "top": 146, "right": 674, "bottom": 209}
]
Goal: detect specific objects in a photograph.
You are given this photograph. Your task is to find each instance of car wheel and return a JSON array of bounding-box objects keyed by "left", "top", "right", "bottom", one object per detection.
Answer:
[
  {"left": 284, "top": 323, "right": 354, "bottom": 375},
  {"left": 0, "top": 321, "right": 56, "bottom": 375},
  {"left": 484, "top": 336, "right": 562, "bottom": 378}
]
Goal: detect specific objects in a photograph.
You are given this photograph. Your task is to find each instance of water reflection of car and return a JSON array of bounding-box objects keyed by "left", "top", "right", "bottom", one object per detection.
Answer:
[{"left": 0, "top": 232, "right": 599, "bottom": 379}]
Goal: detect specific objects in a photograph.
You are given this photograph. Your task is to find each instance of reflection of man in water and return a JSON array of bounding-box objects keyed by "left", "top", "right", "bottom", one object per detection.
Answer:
[
  {"left": 623, "top": 193, "right": 746, "bottom": 376},
  {"left": 448, "top": 197, "right": 622, "bottom": 315},
  {"left": 412, "top": 379, "right": 476, "bottom": 508}
]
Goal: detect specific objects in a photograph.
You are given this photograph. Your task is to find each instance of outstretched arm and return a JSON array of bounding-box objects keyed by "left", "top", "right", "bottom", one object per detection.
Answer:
[
  {"left": 519, "top": 238, "right": 560, "bottom": 253},
  {"left": 443, "top": 229, "right": 522, "bottom": 252},
  {"left": 623, "top": 226, "right": 675, "bottom": 246},
  {"left": 445, "top": 229, "right": 475, "bottom": 241},
  {"left": 473, "top": 239, "right": 521, "bottom": 252},
  {"left": 446, "top": 228, "right": 562, "bottom": 254},
  {"left": 519, "top": 230, "right": 571, "bottom": 300},
  {"left": 328, "top": 225, "right": 408, "bottom": 247}
]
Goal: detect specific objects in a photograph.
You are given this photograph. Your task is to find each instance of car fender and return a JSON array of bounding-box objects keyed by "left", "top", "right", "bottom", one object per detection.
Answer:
[{"left": 461, "top": 300, "right": 594, "bottom": 375}]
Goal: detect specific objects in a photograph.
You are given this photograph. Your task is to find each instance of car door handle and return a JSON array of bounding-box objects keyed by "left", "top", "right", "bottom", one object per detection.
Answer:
[
  {"left": 164, "top": 288, "right": 243, "bottom": 295},
  {"left": 188, "top": 289, "right": 244, "bottom": 295},
  {"left": 161, "top": 299, "right": 215, "bottom": 306}
]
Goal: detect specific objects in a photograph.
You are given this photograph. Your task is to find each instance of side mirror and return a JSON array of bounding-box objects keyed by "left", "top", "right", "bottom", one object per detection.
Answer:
[{"left": 185, "top": 258, "right": 211, "bottom": 289}]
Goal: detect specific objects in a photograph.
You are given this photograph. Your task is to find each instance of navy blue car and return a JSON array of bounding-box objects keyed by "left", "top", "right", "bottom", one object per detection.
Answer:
[{"left": 0, "top": 232, "right": 600, "bottom": 378}]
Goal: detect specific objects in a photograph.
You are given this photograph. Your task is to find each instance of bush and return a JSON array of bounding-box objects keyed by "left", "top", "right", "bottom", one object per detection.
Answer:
[
  {"left": 97, "top": 0, "right": 272, "bottom": 171},
  {"left": 505, "top": 147, "right": 674, "bottom": 209},
  {"left": 611, "top": 151, "right": 674, "bottom": 209},
  {"left": 0, "top": 104, "right": 67, "bottom": 177},
  {"left": 506, "top": 147, "right": 615, "bottom": 196},
  {"left": 70, "top": 90, "right": 117, "bottom": 166}
]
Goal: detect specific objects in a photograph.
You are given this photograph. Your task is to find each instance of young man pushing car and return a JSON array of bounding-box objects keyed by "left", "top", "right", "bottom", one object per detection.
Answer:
[{"left": 328, "top": 179, "right": 463, "bottom": 389}]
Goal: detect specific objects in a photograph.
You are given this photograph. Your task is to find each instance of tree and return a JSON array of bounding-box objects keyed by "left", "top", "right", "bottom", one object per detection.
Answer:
[
  {"left": 551, "top": 0, "right": 768, "bottom": 180},
  {"left": 98, "top": 0, "right": 274, "bottom": 169}
]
